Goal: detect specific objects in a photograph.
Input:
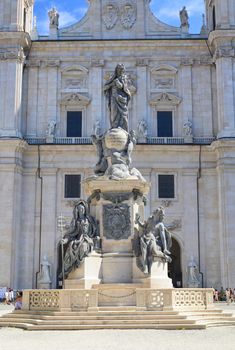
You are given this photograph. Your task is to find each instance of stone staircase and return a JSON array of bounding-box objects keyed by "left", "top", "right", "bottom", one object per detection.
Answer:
[{"left": 0, "top": 307, "right": 235, "bottom": 330}]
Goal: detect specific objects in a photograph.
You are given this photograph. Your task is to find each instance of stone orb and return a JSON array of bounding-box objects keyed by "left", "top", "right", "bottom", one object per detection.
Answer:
[{"left": 104, "top": 128, "right": 128, "bottom": 151}]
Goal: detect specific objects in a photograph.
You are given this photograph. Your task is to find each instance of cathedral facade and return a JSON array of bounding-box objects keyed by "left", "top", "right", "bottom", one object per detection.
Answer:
[{"left": 0, "top": 0, "right": 235, "bottom": 290}]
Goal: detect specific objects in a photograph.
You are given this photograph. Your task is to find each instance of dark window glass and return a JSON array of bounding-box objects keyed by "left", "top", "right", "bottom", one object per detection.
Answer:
[
  {"left": 65, "top": 175, "right": 81, "bottom": 198},
  {"left": 67, "top": 111, "right": 82, "bottom": 137},
  {"left": 158, "top": 175, "right": 175, "bottom": 199},
  {"left": 157, "top": 111, "right": 173, "bottom": 137},
  {"left": 23, "top": 9, "right": 27, "bottom": 31},
  {"left": 212, "top": 7, "right": 216, "bottom": 30}
]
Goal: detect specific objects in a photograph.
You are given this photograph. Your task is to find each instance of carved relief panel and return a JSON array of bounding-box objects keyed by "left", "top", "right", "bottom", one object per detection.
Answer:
[
  {"left": 61, "top": 65, "right": 88, "bottom": 93},
  {"left": 102, "top": 1, "right": 137, "bottom": 30},
  {"left": 151, "top": 65, "right": 178, "bottom": 92}
]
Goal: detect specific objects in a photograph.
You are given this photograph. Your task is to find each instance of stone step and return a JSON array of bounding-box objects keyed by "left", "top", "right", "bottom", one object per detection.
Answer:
[
  {"left": 0, "top": 321, "right": 207, "bottom": 330},
  {"left": 12, "top": 310, "right": 180, "bottom": 316},
  {"left": 0, "top": 317, "right": 196, "bottom": 325}
]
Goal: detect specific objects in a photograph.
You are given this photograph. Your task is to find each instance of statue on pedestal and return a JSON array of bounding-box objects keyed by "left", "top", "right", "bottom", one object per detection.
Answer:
[
  {"left": 104, "top": 63, "right": 131, "bottom": 131},
  {"left": 60, "top": 200, "right": 99, "bottom": 279},
  {"left": 134, "top": 207, "right": 172, "bottom": 274},
  {"left": 179, "top": 6, "right": 189, "bottom": 28},
  {"left": 187, "top": 256, "right": 200, "bottom": 287},
  {"left": 48, "top": 7, "right": 59, "bottom": 28},
  {"left": 37, "top": 255, "right": 51, "bottom": 289}
]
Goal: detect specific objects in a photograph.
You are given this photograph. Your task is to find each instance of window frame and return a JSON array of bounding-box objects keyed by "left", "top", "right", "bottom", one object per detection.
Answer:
[
  {"left": 157, "top": 173, "right": 177, "bottom": 200},
  {"left": 64, "top": 174, "right": 81, "bottom": 199},
  {"left": 156, "top": 110, "right": 174, "bottom": 137},
  {"left": 66, "top": 110, "right": 83, "bottom": 137}
]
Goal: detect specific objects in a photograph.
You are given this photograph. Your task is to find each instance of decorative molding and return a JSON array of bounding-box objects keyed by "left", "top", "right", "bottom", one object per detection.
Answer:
[
  {"left": 181, "top": 57, "right": 194, "bottom": 66},
  {"left": 90, "top": 59, "right": 105, "bottom": 67},
  {"left": 151, "top": 65, "right": 178, "bottom": 74},
  {"left": 60, "top": 93, "right": 91, "bottom": 106},
  {"left": 149, "top": 92, "right": 182, "bottom": 106},
  {"left": 0, "top": 48, "right": 25, "bottom": 62},
  {"left": 136, "top": 58, "right": 149, "bottom": 67},
  {"left": 214, "top": 47, "right": 235, "bottom": 60},
  {"left": 25, "top": 59, "right": 41, "bottom": 67},
  {"left": 61, "top": 65, "right": 89, "bottom": 74}
]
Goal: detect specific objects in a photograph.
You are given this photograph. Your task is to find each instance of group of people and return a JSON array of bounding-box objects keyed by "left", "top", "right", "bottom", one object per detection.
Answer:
[
  {"left": 0, "top": 287, "right": 23, "bottom": 309},
  {"left": 213, "top": 287, "right": 235, "bottom": 304}
]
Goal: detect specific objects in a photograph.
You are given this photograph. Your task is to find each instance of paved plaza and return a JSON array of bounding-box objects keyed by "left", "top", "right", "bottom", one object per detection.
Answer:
[{"left": 0, "top": 304, "right": 235, "bottom": 350}]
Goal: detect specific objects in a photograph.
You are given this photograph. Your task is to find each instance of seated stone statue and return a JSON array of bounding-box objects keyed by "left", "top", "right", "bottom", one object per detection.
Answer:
[
  {"left": 133, "top": 207, "right": 172, "bottom": 274},
  {"left": 60, "top": 200, "right": 99, "bottom": 279}
]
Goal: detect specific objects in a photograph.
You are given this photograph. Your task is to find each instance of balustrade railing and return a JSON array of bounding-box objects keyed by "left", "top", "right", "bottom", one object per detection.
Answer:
[
  {"left": 22, "top": 288, "right": 214, "bottom": 311},
  {"left": 23, "top": 136, "right": 216, "bottom": 146}
]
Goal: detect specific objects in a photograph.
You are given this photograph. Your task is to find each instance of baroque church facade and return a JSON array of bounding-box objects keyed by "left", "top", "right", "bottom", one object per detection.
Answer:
[{"left": 0, "top": 0, "right": 235, "bottom": 290}]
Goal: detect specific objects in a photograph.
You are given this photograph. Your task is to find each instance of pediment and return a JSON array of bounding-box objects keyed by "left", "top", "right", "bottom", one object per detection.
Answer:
[
  {"left": 60, "top": 93, "right": 91, "bottom": 106},
  {"left": 151, "top": 65, "right": 178, "bottom": 74},
  {"left": 57, "top": 0, "right": 182, "bottom": 40},
  {"left": 150, "top": 93, "right": 182, "bottom": 106},
  {"left": 61, "top": 65, "right": 89, "bottom": 75}
]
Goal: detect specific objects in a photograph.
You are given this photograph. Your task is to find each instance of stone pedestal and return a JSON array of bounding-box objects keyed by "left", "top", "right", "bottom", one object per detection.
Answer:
[
  {"left": 83, "top": 176, "right": 150, "bottom": 285},
  {"left": 133, "top": 257, "right": 173, "bottom": 288},
  {"left": 65, "top": 252, "right": 102, "bottom": 289}
]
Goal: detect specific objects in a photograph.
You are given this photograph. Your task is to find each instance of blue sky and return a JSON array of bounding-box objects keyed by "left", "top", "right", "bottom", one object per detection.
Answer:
[{"left": 34, "top": 0, "right": 205, "bottom": 35}]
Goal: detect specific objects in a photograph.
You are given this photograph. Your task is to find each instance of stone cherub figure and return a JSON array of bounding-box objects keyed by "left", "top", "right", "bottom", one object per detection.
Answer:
[
  {"left": 46, "top": 120, "right": 56, "bottom": 137},
  {"left": 133, "top": 207, "right": 172, "bottom": 274},
  {"left": 48, "top": 7, "right": 59, "bottom": 27},
  {"left": 60, "top": 200, "right": 100, "bottom": 279},
  {"left": 104, "top": 63, "right": 131, "bottom": 131},
  {"left": 183, "top": 120, "right": 193, "bottom": 136}
]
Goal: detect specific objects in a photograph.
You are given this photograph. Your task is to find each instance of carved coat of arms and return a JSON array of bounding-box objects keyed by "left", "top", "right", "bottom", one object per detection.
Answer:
[
  {"left": 120, "top": 3, "right": 136, "bottom": 29},
  {"left": 103, "top": 204, "right": 131, "bottom": 240},
  {"left": 103, "top": 3, "right": 119, "bottom": 30}
]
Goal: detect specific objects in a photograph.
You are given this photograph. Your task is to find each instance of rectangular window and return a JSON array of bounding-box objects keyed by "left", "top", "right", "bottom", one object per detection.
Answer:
[
  {"left": 158, "top": 175, "right": 175, "bottom": 198},
  {"left": 64, "top": 175, "right": 81, "bottom": 198},
  {"left": 67, "top": 111, "right": 82, "bottom": 137},
  {"left": 157, "top": 111, "right": 173, "bottom": 137}
]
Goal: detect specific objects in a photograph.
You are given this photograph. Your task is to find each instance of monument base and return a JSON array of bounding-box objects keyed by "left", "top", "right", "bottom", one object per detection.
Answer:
[
  {"left": 133, "top": 257, "right": 173, "bottom": 288},
  {"left": 65, "top": 252, "right": 102, "bottom": 289}
]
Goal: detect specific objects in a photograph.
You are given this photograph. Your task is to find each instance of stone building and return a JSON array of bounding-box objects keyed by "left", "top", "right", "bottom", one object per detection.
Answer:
[{"left": 0, "top": 0, "right": 235, "bottom": 290}]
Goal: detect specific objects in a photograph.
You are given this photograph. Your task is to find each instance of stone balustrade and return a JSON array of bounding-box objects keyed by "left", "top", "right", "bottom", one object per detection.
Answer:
[{"left": 22, "top": 288, "right": 214, "bottom": 312}]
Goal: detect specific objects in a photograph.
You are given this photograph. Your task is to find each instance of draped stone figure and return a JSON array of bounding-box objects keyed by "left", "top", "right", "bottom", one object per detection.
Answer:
[
  {"left": 60, "top": 200, "right": 99, "bottom": 279},
  {"left": 104, "top": 64, "right": 131, "bottom": 131},
  {"left": 134, "top": 207, "right": 172, "bottom": 274}
]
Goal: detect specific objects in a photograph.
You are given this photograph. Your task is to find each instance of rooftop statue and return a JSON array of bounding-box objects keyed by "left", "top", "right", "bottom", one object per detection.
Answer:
[
  {"left": 48, "top": 7, "right": 59, "bottom": 28},
  {"left": 179, "top": 6, "right": 189, "bottom": 28},
  {"left": 104, "top": 64, "right": 131, "bottom": 132}
]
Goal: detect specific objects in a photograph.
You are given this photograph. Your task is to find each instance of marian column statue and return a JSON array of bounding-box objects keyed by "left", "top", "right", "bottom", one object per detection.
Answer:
[{"left": 104, "top": 63, "right": 131, "bottom": 131}]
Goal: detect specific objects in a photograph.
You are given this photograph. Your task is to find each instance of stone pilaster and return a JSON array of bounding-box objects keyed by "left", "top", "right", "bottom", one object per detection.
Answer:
[
  {"left": 90, "top": 60, "right": 104, "bottom": 133},
  {"left": 136, "top": 59, "right": 148, "bottom": 132},
  {"left": 182, "top": 170, "right": 199, "bottom": 285},
  {"left": 215, "top": 50, "right": 235, "bottom": 138},
  {"left": 40, "top": 167, "right": 58, "bottom": 288},
  {"left": 46, "top": 60, "right": 59, "bottom": 130},
  {"left": 213, "top": 140, "right": 235, "bottom": 287},
  {"left": 17, "top": 168, "right": 37, "bottom": 289},
  {"left": 0, "top": 140, "right": 26, "bottom": 288},
  {"left": 26, "top": 60, "right": 40, "bottom": 136},
  {"left": 0, "top": 48, "right": 25, "bottom": 137},
  {"left": 179, "top": 59, "right": 193, "bottom": 127}
]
